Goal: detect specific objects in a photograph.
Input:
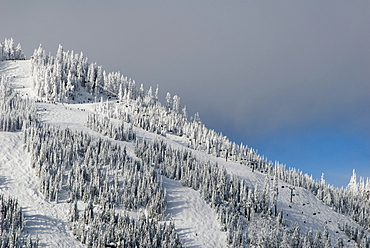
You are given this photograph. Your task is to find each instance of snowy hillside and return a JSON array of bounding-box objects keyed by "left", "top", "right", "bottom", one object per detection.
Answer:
[{"left": 1, "top": 42, "right": 369, "bottom": 247}]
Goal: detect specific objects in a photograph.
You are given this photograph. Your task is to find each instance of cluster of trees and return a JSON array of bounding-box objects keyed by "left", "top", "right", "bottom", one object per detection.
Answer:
[
  {"left": 0, "top": 194, "right": 23, "bottom": 246},
  {"left": 31, "top": 44, "right": 140, "bottom": 102},
  {"left": 272, "top": 164, "right": 370, "bottom": 234},
  {"left": 109, "top": 91, "right": 188, "bottom": 135},
  {"left": 319, "top": 184, "right": 370, "bottom": 234},
  {"left": 0, "top": 194, "right": 38, "bottom": 248},
  {"left": 31, "top": 44, "right": 88, "bottom": 101},
  {"left": 0, "top": 76, "right": 36, "bottom": 131},
  {"left": 23, "top": 122, "right": 176, "bottom": 246},
  {"left": 0, "top": 38, "right": 25, "bottom": 61},
  {"left": 338, "top": 222, "right": 370, "bottom": 246},
  {"left": 23, "top": 122, "right": 165, "bottom": 216},
  {"left": 71, "top": 202, "right": 181, "bottom": 247},
  {"left": 31, "top": 44, "right": 266, "bottom": 172},
  {"left": 98, "top": 91, "right": 269, "bottom": 172},
  {"left": 86, "top": 112, "right": 136, "bottom": 141},
  {"left": 135, "top": 139, "right": 342, "bottom": 247},
  {"left": 347, "top": 170, "right": 370, "bottom": 199},
  {"left": 247, "top": 220, "right": 345, "bottom": 248},
  {"left": 136, "top": 139, "right": 370, "bottom": 247}
]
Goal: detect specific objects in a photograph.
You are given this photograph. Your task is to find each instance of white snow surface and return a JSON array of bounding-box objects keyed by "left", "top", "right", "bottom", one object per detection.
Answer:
[
  {"left": 0, "top": 60, "right": 367, "bottom": 247},
  {"left": 162, "top": 177, "right": 226, "bottom": 248}
]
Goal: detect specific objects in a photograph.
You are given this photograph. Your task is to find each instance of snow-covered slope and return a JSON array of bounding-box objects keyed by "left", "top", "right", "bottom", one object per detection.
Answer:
[
  {"left": 1, "top": 60, "right": 227, "bottom": 247},
  {"left": 1, "top": 60, "right": 368, "bottom": 247},
  {"left": 163, "top": 177, "right": 226, "bottom": 247}
]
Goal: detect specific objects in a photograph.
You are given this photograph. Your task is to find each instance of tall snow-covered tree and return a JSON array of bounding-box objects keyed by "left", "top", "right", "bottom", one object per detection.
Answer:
[
  {"left": 4, "top": 37, "right": 15, "bottom": 59},
  {"left": 165, "top": 92, "right": 172, "bottom": 111},
  {"left": 0, "top": 42, "right": 3, "bottom": 60},
  {"left": 95, "top": 65, "right": 104, "bottom": 93},
  {"left": 14, "top": 43, "right": 25, "bottom": 60},
  {"left": 172, "top": 95, "right": 181, "bottom": 114},
  {"left": 66, "top": 71, "right": 75, "bottom": 100},
  {"left": 348, "top": 169, "right": 359, "bottom": 194}
]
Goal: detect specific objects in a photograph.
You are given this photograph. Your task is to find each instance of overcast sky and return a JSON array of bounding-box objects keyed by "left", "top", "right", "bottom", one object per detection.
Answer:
[{"left": 2, "top": 1, "right": 370, "bottom": 187}]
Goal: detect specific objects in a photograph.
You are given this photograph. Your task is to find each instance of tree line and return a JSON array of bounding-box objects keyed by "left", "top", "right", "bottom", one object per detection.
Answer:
[{"left": 0, "top": 38, "right": 25, "bottom": 61}]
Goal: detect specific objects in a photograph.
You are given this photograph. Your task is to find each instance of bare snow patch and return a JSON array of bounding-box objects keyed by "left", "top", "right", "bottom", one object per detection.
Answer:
[{"left": 162, "top": 176, "right": 227, "bottom": 248}]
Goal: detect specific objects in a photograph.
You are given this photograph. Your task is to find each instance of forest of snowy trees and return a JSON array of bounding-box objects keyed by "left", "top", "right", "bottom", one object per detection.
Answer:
[
  {"left": 1, "top": 39, "right": 370, "bottom": 247},
  {"left": 31, "top": 44, "right": 138, "bottom": 102},
  {"left": 135, "top": 139, "right": 370, "bottom": 247},
  {"left": 22, "top": 122, "right": 180, "bottom": 247},
  {"left": 86, "top": 112, "right": 136, "bottom": 142},
  {"left": 26, "top": 43, "right": 370, "bottom": 247}
]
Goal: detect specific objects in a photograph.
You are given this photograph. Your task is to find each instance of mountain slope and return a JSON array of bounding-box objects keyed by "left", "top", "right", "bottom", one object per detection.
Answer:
[
  {"left": 1, "top": 59, "right": 369, "bottom": 247},
  {"left": 1, "top": 60, "right": 226, "bottom": 247}
]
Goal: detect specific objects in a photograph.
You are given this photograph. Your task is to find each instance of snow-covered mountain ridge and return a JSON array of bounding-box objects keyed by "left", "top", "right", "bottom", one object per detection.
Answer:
[{"left": 0, "top": 41, "right": 369, "bottom": 247}]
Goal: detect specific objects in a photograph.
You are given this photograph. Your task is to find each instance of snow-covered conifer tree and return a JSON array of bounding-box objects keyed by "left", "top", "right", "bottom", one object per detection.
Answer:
[
  {"left": 118, "top": 83, "right": 124, "bottom": 102},
  {"left": 348, "top": 169, "right": 359, "bottom": 195},
  {"left": 0, "top": 42, "right": 3, "bottom": 60},
  {"left": 15, "top": 43, "right": 25, "bottom": 60},
  {"left": 165, "top": 92, "right": 172, "bottom": 111},
  {"left": 66, "top": 71, "right": 75, "bottom": 100},
  {"left": 172, "top": 95, "right": 181, "bottom": 114},
  {"left": 95, "top": 66, "right": 104, "bottom": 93}
]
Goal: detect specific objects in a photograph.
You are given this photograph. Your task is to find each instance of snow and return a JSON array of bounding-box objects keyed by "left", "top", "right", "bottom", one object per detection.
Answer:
[
  {"left": 1, "top": 59, "right": 368, "bottom": 247},
  {"left": 1, "top": 60, "right": 37, "bottom": 99},
  {"left": 162, "top": 177, "right": 226, "bottom": 248}
]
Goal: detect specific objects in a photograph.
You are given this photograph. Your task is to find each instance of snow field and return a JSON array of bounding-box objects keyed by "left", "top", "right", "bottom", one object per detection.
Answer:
[{"left": 162, "top": 177, "right": 226, "bottom": 248}]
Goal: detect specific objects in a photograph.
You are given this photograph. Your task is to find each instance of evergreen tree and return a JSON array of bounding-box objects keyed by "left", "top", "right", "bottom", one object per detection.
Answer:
[
  {"left": 172, "top": 95, "right": 181, "bottom": 114},
  {"left": 15, "top": 43, "right": 25, "bottom": 60},
  {"left": 166, "top": 92, "right": 172, "bottom": 111}
]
